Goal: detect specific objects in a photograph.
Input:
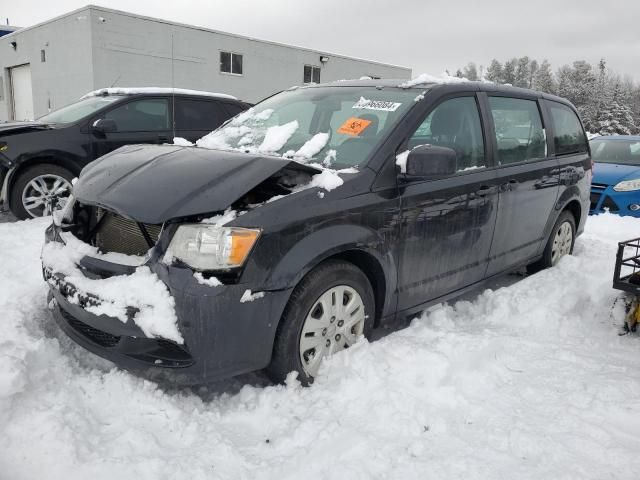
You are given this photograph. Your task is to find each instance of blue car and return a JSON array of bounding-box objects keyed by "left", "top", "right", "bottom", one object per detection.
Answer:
[{"left": 590, "top": 135, "right": 640, "bottom": 217}]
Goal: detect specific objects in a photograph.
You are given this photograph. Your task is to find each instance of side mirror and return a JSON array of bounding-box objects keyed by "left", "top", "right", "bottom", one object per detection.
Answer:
[
  {"left": 92, "top": 118, "right": 118, "bottom": 134},
  {"left": 405, "top": 145, "right": 457, "bottom": 179}
]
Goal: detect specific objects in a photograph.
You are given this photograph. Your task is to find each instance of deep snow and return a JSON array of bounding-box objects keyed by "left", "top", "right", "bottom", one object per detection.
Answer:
[{"left": 1, "top": 213, "right": 640, "bottom": 479}]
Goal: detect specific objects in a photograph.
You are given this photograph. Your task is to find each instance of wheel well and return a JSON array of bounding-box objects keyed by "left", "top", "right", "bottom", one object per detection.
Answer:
[
  {"left": 7, "top": 157, "right": 80, "bottom": 205},
  {"left": 563, "top": 200, "right": 582, "bottom": 227},
  {"left": 328, "top": 250, "right": 386, "bottom": 327}
]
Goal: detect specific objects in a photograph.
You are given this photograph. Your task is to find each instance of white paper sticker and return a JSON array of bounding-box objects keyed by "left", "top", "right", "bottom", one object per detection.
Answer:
[{"left": 353, "top": 97, "right": 402, "bottom": 112}]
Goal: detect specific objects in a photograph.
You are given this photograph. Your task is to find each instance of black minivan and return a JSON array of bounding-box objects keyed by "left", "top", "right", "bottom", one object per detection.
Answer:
[
  {"left": 43, "top": 79, "right": 591, "bottom": 386},
  {"left": 0, "top": 88, "right": 250, "bottom": 219}
]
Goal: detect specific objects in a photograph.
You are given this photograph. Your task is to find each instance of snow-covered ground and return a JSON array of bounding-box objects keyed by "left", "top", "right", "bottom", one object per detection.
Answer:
[{"left": 1, "top": 213, "right": 640, "bottom": 479}]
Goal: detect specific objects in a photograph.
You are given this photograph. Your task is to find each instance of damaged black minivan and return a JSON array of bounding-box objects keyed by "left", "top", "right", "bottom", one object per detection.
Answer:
[{"left": 43, "top": 79, "right": 591, "bottom": 385}]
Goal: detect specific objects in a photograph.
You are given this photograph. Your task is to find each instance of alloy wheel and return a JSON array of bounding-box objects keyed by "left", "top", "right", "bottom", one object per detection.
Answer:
[
  {"left": 21, "top": 174, "right": 72, "bottom": 218},
  {"left": 551, "top": 221, "right": 573, "bottom": 265},
  {"left": 299, "top": 285, "right": 366, "bottom": 377}
]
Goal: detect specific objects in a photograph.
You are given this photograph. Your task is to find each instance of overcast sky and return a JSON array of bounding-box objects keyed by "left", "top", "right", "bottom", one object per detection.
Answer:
[{"left": 5, "top": 0, "right": 640, "bottom": 82}]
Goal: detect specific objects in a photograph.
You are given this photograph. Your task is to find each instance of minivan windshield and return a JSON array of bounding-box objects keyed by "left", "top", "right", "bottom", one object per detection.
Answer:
[
  {"left": 38, "top": 96, "right": 121, "bottom": 124},
  {"left": 591, "top": 138, "right": 640, "bottom": 166},
  {"left": 197, "top": 86, "right": 419, "bottom": 167}
]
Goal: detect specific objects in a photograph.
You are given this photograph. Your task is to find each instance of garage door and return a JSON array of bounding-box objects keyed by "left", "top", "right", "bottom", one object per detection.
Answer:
[{"left": 10, "top": 64, "right": 34, "bottom": 121}]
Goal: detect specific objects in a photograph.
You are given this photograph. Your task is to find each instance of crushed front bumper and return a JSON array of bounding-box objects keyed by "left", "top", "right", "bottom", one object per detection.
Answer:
[{"left": 44, "top": 227, "right": 293, "bottom": 385}]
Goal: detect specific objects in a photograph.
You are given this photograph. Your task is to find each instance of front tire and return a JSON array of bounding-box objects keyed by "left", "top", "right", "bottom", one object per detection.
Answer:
[
  {"left": 267, "top": 260, "right": 375, "bottom": 385},
  {"left": 528, "top": 210, "right": 576, "bottom": 273},
  {"left": 10, "top": 164, "right": 74, "bottom": 219}
]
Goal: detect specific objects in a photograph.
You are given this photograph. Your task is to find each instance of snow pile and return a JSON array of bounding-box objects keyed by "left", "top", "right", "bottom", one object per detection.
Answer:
[
  {"left": 196, "top": 108, "right": 274, "bottom": 153},
  {"left": 292, "top": 132, "right": 330, "bottom": 160},
  {"left": 172, "top": 137, "right": 194, "bottom": 147},
  {"left": 41, "top": 232, "right": 183, "bottom": 344},
  {"left": 396, "top": 149, "right": 410, "bottom": 173},
  {"left": 196, "top": 108, "right": 349, "bottom": 197},
  {"left": 81, "top": 87, "right": 237, "bottom": 100},
  {"left": 2, "top": 214, "right": 640, "bottom": 478},
  {"left": 240, "top": 290, "right": 265, "bottom": 303},
  {"left": 259, "top": 121, "right": 299, "bottom": 153},
  {"left": 194, "top": 272, "right": 222, "bottom": 287},
  {"left": 200, "top": 208, "right": 237, "bottom": 225},
  {"left": 399, "top": 72, "right": 470, "bottom": 88}
]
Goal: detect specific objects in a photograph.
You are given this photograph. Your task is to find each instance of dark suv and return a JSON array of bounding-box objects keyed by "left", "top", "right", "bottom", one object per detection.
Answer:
[
  {"left": 43, "top": 79, "right": 591, "bottom": 386},
  {"left": 0, "top": 88, "right": 250, "bottom": 218}
]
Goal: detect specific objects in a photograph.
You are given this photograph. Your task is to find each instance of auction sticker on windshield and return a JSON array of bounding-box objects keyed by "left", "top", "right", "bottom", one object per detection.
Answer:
[
  {"left": 338, "top": 117, "right": 372, "bottom": 136},
  {"left": 353, "top": 97, "right": 402, "bottom": 112}
]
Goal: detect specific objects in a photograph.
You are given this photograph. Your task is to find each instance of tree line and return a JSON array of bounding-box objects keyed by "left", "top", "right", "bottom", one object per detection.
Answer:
[{"left": 454, "top": 58, "right": 639, "bottom": 135}]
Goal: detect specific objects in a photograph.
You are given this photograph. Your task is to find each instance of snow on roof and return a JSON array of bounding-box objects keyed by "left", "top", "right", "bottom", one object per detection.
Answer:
[
  {"left": 399, "top": 72, "right": 470, "bottom": 88},
  {"left": 80, "top": 87, "right": 238, "bottom": 100}
]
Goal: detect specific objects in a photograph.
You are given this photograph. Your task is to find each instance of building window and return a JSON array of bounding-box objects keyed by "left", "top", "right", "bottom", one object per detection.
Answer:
[
  {"left": 304, "top": 65, "right": 321, "bottom": 84},
  {"left": 40, "top": 49, "right": 46, "bottom": 62},
  {"left": 220, "top": 51, "right": 243, "bottom": 75}
]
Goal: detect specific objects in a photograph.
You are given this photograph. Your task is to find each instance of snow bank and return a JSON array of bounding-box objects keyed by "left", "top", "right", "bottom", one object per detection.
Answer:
[
  {"left": 81, "top": 87, "right": 237, "bottom": 100},
  {"left": 399, "top": 72, "right": 470, "bottom": 88},
  {"left": 41, "top": 233, "right": 183, "bottom": 344},
  {"left": 2, "top": 214, "right": 640, "bottom": 478}
]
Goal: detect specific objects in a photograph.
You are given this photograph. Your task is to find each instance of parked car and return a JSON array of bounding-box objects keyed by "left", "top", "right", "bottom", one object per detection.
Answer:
[
  {"left": 589, "top": 135, "right": 640, "bottom": 216},
  {"left": 0, "top": 88, "right": 250, "bottom": 219},
  {"left": 42, "top": 79, "right": 591, "bottom": 386}
]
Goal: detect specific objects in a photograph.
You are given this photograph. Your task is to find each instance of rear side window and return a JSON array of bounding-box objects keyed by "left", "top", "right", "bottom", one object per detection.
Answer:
[
  {"left": 175, "top": 99, "right": 228, "bottom": 131},
  {"left": 488, "top": 97, "right": 546, "bottom": 165},
  {"left": 407, "top": 96, "right": 486, "bottom": 171},
  {"left": 549, "top": 102, "right": 588, "bottom": 155},
  {"left": 221, "top": 102, "right": 247, "bottom": 117},
  {"left": 103, "top": 98, "right": 170, "bottom": 132}
]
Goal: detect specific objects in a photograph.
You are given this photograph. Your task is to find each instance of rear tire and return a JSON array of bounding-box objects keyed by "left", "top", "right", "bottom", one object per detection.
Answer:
[
  {"left": 527, "top": 211, "right": 576, "bottom": 273},
  {"left": 267, "top": 260, "right": 375, "bottom": 386},
  {"left": 10, "top": 164, "right": 74, "bottom": 219}
]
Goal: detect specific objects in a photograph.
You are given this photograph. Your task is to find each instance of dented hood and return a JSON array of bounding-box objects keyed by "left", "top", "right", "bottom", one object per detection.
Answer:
[{"left": 74, "top": 144, "right": 320, "bottom": 224}]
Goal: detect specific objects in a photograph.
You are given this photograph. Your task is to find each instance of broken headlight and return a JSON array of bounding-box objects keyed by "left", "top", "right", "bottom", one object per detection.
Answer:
[{"left": 163, "top": 225, "right": 260, "bottom": 271}]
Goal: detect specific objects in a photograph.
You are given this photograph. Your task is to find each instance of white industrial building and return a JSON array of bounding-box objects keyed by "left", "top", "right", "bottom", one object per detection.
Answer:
[{"left": 0, "top": 5, "right": 411, "bottom": 121}]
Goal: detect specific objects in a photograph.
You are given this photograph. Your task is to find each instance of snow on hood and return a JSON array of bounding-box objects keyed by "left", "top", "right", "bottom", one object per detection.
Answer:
[
  {"left": 80, "top": 87, "right": 237, "bottom": 101},
  {"left": 41, "top": 232, "right": 183, "bottom": 344}
]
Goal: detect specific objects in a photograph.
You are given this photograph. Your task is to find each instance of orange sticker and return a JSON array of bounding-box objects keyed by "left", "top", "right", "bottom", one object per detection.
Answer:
[{"left": 337, "top": 117, "right": 372, "bottom": 136}]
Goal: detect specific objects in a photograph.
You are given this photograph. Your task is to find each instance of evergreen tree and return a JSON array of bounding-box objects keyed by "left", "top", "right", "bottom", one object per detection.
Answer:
[
  {"left": 485, "top": 59, "right": 503, "bottom": 83},
  {"left": 453, "top": 56, "right": 639, "bottom": 133},
  {"left": 528, "top": 59, "right": 539, "bottom": 89},
  {"left": 532, "top": 60, "right": 554, "bottom": 93},
  {"left": 514, "top": 56, "right": 530, "bottom": 88},
  {"left": 462, "top": 62, "right": 479, "bottom": 81},
  {"left": 606, "top": 82, "right": 637, "bottom": 134},
  {"left": 502, "top": 58, "right": 517, "bottom": 85}
]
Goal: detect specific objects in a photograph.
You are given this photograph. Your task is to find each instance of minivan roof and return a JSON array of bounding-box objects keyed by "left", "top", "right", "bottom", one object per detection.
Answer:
[
  {"left": 307, "top": 78, "right": 574, "bottom": 107},
  {"left": 590, "top": 135, "right": 640, "bottom": 141},
  {"left": 80, "top": 87, "right": 239, "bottom": 101}
]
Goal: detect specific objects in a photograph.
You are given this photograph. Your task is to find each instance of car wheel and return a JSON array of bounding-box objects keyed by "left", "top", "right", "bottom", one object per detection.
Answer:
[
  {"left": 528, "top": 211, "right": 576, "bottom": 273},
  {"left": 267, "top": 260, "right": 375, "bottom": 385},
  {"left": 10, "top": 164, "right": 74, "bottom": 219}
]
